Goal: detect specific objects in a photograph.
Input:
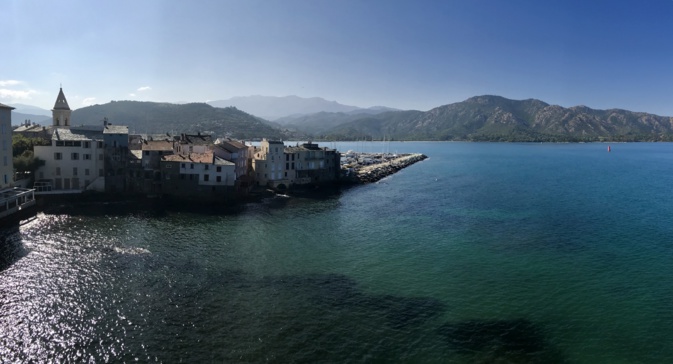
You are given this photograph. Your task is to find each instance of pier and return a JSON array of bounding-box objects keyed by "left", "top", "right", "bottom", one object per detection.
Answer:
[{"left": 341, "top": 152, "right": 427, "bottom": 184}]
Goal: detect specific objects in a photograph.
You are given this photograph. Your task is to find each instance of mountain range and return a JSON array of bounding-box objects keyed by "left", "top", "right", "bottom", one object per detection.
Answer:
[
  {"left": 207, "top": 95, "right": 397, "bottom": 121},
  {"left": 9, "top": 95, "right": 673, "bottom": 142},
  {"left": 71, "top": 101, "right": 285, "bottom": 140}
]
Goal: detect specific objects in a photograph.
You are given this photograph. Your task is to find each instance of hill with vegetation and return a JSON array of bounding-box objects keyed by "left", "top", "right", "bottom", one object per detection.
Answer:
[
  {"left": 71, "top": 101, "right": 285, "bottom": 140},
  {"left": 319, "top": 96, "right": 673, "bottom": 142}
]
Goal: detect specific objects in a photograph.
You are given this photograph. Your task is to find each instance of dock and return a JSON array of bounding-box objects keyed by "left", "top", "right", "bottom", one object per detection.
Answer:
[{"left": 341, "top": 153, "right": 427, "bottom": 184}]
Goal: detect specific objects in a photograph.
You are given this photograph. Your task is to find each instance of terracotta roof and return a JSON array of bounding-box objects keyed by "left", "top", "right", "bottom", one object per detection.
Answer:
[
  {"left": 142, "top": 140, "right": 174, "bottom": 151},
  {"left": 162, "top": 152, "right": 212, "bottom": 163}
]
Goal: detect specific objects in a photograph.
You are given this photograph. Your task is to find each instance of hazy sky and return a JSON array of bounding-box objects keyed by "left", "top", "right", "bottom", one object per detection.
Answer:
[{"left": 3, "top": 0, "right": 673, "bottom": 115}]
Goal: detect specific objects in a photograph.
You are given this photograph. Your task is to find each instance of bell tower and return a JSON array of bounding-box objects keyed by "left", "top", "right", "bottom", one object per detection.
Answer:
[{"left": 52, "top": 87, "right": 71, "bottom": 128}]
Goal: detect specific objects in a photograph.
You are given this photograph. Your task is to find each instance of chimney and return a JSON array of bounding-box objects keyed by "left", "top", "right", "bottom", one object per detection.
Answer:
[{"left": 103, "top": 117, "right": 108, "bottom": 127}]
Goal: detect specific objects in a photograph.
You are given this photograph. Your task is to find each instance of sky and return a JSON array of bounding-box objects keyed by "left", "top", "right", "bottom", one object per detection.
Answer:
[{"left": 2, "top": 0, "right": 673, "bottom": 115}]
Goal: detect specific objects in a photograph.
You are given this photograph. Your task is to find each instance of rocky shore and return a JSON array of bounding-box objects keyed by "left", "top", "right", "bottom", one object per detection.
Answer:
[{"left": 342, "top": 153, "right": 428, "bottom": 184}]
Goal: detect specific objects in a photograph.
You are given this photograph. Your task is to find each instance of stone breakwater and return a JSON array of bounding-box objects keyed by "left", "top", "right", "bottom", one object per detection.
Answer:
[{"left": 342, "top": 153, "right": 428, "bottom": 184}]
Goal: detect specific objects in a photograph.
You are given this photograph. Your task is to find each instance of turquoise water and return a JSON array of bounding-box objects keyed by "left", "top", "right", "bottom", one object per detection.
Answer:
[{"left": 2, "top": 142, "right": 673, "bottom": 363}]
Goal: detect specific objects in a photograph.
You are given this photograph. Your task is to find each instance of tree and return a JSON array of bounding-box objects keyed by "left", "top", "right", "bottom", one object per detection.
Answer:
[
  {"left": 13, "top": 150, "right": 43, "bottom": 174},
  {"left": 12, "top": 134, "right": 49, "bottom": 157}
]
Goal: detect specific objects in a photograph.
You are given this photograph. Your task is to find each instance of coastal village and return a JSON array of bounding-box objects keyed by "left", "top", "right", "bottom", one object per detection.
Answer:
[{"left": 0, "top": 88, "right": 425, "bottom": 223}]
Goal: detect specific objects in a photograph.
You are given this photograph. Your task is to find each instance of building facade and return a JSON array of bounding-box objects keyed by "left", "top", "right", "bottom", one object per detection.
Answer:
[
  {"left": 0, "top": 103, "right": 14, "bottom": 188},
  {"left": 251, "top": 140, "right": 341, "bottom": 189},
  {"left": 252, "top": 139, "right": 286, "bottom": 187},
  {"left": 160, "top": 152, "right": 236, "bottom": 200},
  {"left": 33, "top": 128, "right": 106, "bottom": 191}
]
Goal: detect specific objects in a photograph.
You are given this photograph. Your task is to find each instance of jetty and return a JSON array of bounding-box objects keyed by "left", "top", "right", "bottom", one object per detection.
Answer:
[{"left": 341, "top": 152, "right": 427, "bottom": 184}]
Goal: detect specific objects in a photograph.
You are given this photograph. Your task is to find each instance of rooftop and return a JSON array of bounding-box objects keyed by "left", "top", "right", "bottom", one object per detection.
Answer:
[
  {"left": 0, "top": 102, "right": 15, "bottom": 110},
  {"left": 141, "top": 140, "right": 174, "bottom": 151},
  {"left": 162, "top": 152, "right": 234, "bottom": 165},
  {"left": 53, "top": 127, "right": 103, "bottom": 141},
  {"left": 178, "top": 133, "right": 213, "bottom": 145},
  {"left": 104, "top": 124, "right": 129, "bottom": 134}
]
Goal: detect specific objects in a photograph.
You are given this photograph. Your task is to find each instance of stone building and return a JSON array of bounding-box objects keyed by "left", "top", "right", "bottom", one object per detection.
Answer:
[
  {"left": 252, "top": 139, "right": 285, "bottom": 187},
  {"left": 251, "top": 140, "right": 341, "bottom": 190},
  {"left": 160, "top": 152, "right": 236, "bottom": 201}
]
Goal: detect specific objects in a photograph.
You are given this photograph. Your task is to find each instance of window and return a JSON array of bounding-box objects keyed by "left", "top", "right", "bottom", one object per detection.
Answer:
[
  {"left": 166, "top": 164, "right": 173, "bottom": 168},
  {"left": 181, "top": 163, "right": 185, "bottom": 168},
  {"left": 71, "top": 153, "right": 79, "bottom": 160},
  {"left": 204, "top": 174, "right": 209, "bottom": 181},
  {"left": 286, "top": 163, "right": 289, "bottom": 170},
  {"left": 84, "top": 141, "right": 91, "bottom": 148},
  {"left": 180, "top": 174, "right": 185, "bottom": 180},
  {"left": 73, "top": 168, "right": 78, "bottom": 176},
  {"left": 56, "top": 141, "right": 64, "bottom": 146},
  {"left": 85, "top": 169, "right": 90, "bottom": 176},
  {"left": 216, "top": 166, "right": 222, "bottom": 172},
  {"left": 56, "top": 167, "right": 61, "bottom": 176},
  {"left": 216, "top": 176, "right": 221, "bottom": 182},
  {"left": 97, "top": 141, "right": 103, "bottom": 148},
  {"left": 144, "top": 151, "right": 149, "bottom": 156},
  {"left": 83, "top": 154, "right": 91, "bottom": 160},
  {"left": 73, "top": 141, "right": 82, "bottom": 147},
  {"left": 54, "top": 152, "right": 62, "bottom": 160},
  {"left": 204, "top": 165, "right": 209, "bottom": 170},
  {"left": 190, "top": 163, "right": 194, "bottom": 169},
  {"left": 99, "top": 169, "right": 104, "bottom": 177}
]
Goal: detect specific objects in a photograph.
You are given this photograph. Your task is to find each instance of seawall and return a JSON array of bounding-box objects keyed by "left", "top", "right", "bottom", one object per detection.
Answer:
[{"left": 342, "top": 153, "right": 428, "bottom": 184}]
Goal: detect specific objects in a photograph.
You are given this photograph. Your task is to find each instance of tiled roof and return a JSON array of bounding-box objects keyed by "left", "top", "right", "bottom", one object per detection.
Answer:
[
  {"left": 104, "top": 125, "right": 129, "bottom": 134},
  {"left": 14, "top": 124, "right": 44, "bottom": 132},
  {"left": 161, "top": 152, "right": 234, "bottom": 165},
  {"left": 216, "top": 139, "right": 247, "bottom": 152},
  {"left": 142, "top": 140, "right": 174, "bottom": 151},
  {"left": 179, "top": 134, "right": 213, "bottom": 145},
  {"left": 53, "top": 127, "right": 103, "bottom": 141}
]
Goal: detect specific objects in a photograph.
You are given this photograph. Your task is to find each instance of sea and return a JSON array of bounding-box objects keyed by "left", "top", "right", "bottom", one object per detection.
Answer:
[{"left": 2, "top": 141, "right": 673, "bottom": 363}]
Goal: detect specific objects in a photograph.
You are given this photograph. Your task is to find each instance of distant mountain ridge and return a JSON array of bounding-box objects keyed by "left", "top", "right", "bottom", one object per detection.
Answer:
[
  {"left": 207, "top": 95, "right": 396, "bottom": 121},
  {"left": 319, "top": 95, "right": 673, "bottom": 142},
  {"left": 11, "top": 95, "right": 673, "bottom": 142},
  {"left": 71, "top": 101, "right": 285, "bottom": 140}
]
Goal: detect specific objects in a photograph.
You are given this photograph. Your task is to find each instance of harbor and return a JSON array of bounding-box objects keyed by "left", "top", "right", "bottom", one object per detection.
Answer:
[{"left": 340, "top": 151, "right": 428, "bottom": 184}]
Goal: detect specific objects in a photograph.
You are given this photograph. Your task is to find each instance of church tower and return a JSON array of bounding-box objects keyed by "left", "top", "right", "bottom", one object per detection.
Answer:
[{"left": 52, "top": 87, "right": 71, "bottom": 128}]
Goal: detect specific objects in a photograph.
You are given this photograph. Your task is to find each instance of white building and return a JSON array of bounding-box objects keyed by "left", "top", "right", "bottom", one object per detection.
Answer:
[
  {"left": 34, "top": 128, "right": 106, "bottom": 191},
  {"left": 33, "top": 88, "right": 106, "bottom": 192}
]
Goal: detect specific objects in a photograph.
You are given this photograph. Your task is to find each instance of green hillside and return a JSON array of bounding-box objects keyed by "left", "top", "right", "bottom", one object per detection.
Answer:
[{"left": 72, "top": 101, "right": 285, "bottom": 140}]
